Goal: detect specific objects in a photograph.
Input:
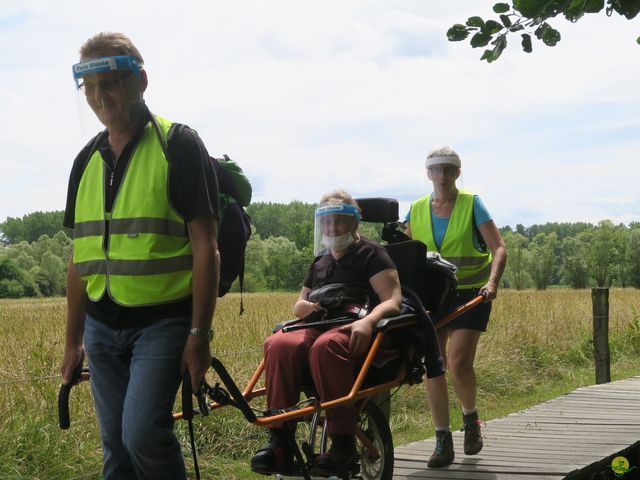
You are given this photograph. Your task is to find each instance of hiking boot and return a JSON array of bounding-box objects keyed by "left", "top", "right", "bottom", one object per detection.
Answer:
[
  {"left": 427, "top": 431, "right": 454, "bottom": 468},
  {"left": 314, "top": 434, "right": 359, "bottom": 478},
  {"left": 250, "top": 428, "right": 295, "bottom": 475},
  {"left": 463, "top": 411, "right": 484, "bottom": 455}
]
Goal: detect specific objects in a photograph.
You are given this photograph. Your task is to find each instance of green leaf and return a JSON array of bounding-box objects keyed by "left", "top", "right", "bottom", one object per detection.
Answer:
[
  {"left": 493, "top": 2, "right": 511, "bottom": 13},
  {"left": 535, "top": 22, "right": 550, "bottom": 39},
  {"left": 500, "top": 14, "right": 513, "bottom": 27},
  {"left": 513, "top": 0, "right": 547, "bottom": 17},
  {"left": 510, "top": 23, "right": 525, "bottom": 31},
  {"left": 584, "top": 0, "right": 605, "bottom": 13},
  {"left": 564, "top": 0, "right": 591, "bottom": 22},
  {"left": 637, "top": 35, "right": 640, "bottom": 45},
  {"left": 487, "top": 35, "right": 507, "bottom": 63},
  {"left": 611, "top": 0, "right": 640, "bottom": 19},
  {"left": 466, "top": 16, "right": 485, "bottom": 27},
  {"left": 483, "top": 19, "right": 503, "bottom": 34},
  {"left": 471, "top": 32, "right": 492, "bottom": 48},
  {"left": 542, "top": 27, "right": 561, "bottom": 46},
  {"left": 521, "top": 33, "right": 533, "bottom": 52},
  {"left": 480, "top": 49, "right": 493, "bottom": 62},
  {"left": 447, "top": 24, "right": 470, "bottom": 41}
]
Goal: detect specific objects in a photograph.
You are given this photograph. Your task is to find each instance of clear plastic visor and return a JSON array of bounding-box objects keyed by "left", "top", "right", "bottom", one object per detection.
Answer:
[
  {"left": 313, "top": 204, "right": 360, "bottom": 256},
  {"left": 72, "top": 56, "right": 141, "bottom": 89},
  {"left": 72, "top": 56, "right": 144, "bottom": 136}
]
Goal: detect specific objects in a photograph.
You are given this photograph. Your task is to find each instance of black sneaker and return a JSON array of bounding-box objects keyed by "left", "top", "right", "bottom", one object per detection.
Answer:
[
  {"left": 314, "top": 434, "right": 359, "bottom": 478},
  {"left": 250, "top": 428, "right": 295, "bottom": 475},
  {"left": 427, "top": 431, "right": 454, "bottom": 468},
  {"left": 463, "top": 411, "right": 483, "bottom": 455}
]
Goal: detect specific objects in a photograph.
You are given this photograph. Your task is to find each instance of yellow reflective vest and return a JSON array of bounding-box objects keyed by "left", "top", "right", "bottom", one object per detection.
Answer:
[
  {"left": 410, "top": 190, "right": 492, "bottom": 289},
  {"left": 72, "top": 116, "right": 193, "bottom": 306}
]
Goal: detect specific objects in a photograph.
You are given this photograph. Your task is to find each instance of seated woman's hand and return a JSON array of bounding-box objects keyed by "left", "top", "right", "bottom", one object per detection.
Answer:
[
  {"left": 294, "top": 300, "right": 324, "bottom": 319},
  {"left": 341, "top": 318, "right": 373, "bottom": 356}
]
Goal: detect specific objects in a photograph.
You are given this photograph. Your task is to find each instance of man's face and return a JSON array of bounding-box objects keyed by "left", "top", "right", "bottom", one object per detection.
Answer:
[{"left": 78, "top": 59, "right": 145, "bottom": 130}]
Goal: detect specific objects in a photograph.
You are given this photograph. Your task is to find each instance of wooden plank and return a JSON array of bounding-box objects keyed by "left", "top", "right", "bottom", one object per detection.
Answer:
[
  {"left": 394, "top": 458, "right": 576, "bottom": 474},
  {"left": 392, "top": 376, "right": 640, "bottom": 479},
  {"left": 395, "top": 449, "right": 610, "bottom": 463},
  {"left": 393, "top": 465, "right": 564, "bottom": 480}
]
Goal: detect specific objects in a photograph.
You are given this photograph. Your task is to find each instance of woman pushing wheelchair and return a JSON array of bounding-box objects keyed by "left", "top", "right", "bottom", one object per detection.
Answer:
[{"left": 250, "top": 189, "right": 407, "bottom": 478}]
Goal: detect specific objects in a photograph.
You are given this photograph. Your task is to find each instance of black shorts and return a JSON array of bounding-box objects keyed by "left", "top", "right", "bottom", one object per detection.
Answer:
[{"left": 438, "top": 288, "right": 491, "bottom": 332}]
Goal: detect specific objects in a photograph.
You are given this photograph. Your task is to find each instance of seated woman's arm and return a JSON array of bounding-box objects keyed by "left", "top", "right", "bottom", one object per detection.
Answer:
[{"left": 341, "top": 268, "right": 402, "bottom": 355}]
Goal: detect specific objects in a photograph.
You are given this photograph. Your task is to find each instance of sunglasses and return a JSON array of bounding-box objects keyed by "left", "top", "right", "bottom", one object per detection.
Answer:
[{"left": 428, "top": 165, "right": 459, "bottom": 176}]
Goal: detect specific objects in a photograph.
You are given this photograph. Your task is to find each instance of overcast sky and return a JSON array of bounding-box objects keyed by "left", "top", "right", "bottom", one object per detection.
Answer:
[{"left": 1, "top": 1, "right": 638, "bottom": 228}]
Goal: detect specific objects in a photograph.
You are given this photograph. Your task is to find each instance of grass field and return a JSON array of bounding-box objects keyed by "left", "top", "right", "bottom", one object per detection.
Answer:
[{"left": 1, "top": 289, "right": 639, "bottom": 479}]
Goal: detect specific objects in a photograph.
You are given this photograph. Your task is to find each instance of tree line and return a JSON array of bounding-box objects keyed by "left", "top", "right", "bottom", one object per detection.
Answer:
[{"left": 1, "top": 207, "right": 639, "bottom": 298}]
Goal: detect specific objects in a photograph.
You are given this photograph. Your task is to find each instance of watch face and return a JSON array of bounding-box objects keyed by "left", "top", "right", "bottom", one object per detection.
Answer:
[{"left": 190, "top": 327, "right": 213, "bottom": 341}]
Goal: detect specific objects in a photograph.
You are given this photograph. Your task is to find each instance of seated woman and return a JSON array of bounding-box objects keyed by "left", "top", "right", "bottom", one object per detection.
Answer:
[{"left": 250, "top": 189, "right": 402, "bottom": 477}]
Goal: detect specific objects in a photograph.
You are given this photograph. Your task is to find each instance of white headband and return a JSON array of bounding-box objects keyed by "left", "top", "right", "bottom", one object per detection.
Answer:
[{"left": 425, "top": 155, "right": 461, "bottom": 169}]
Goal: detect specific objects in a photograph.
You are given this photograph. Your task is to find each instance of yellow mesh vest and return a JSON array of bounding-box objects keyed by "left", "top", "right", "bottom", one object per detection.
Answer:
[
  {"left": 72, "top": 116, "right": 193, "bottom": 305},
  {"left": 410, "top": 190, "right": 491, "bottom": 289}
]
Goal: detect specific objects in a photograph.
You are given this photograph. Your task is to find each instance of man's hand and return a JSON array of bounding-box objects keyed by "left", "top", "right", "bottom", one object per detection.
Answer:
[
  {"left": 181, "top": 335, "right": 212, "bottom": 391},
  {"left": 340, "top": 318, "right": 373, "bottom": 356},
  {"left": 61, "top": 345, "right": 85, "bottom": 385}
]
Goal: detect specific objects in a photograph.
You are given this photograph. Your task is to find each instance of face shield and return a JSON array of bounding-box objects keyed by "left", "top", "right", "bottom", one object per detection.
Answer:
[
  {"left": 313, "top": 203, "right": 360, "bottom": 256},
  {"left": 72, "top": 56, "right": 143, "bottom": 134}
]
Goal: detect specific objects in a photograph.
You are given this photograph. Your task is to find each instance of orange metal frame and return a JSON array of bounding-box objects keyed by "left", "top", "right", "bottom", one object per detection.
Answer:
[{"left": 173, "top": 294, "right": 484, "bottom": 423}]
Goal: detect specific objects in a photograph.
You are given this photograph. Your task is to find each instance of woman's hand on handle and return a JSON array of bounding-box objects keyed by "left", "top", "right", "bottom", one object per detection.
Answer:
[{"left": 479, "top": 281, "right": 497, "bottom": 302}]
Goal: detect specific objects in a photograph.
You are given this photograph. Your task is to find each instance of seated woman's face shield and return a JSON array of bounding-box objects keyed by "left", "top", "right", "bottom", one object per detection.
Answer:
[
  {"left": 313, "top": 203, "right": 360, "bottom": 256},
  {"left": 72, "top": 55, "right": 143, "bottom": 133}
]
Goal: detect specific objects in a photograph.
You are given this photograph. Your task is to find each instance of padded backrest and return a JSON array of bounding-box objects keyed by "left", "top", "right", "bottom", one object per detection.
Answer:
[
  {"left": 385, "top": 240, "right": 428, "bottom": 302},
  {"left": 385, "top": 240, "right": 456, "bottom": 314}
]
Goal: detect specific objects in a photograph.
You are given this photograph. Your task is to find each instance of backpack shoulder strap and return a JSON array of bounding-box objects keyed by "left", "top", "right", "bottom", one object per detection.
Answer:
[{"left": 472, "top": 196, "right": 487, "bottom": 252}]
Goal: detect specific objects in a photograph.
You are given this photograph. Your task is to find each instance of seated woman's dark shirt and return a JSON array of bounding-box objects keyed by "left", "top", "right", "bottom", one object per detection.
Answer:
[{"left": 303, "top": 237, "right": 396, "bottom": 296}]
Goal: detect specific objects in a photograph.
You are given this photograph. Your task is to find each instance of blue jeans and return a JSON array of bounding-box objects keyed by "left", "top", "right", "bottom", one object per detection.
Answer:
[{"left": 84, "top": 314, "right": 190, "bottom": 480}]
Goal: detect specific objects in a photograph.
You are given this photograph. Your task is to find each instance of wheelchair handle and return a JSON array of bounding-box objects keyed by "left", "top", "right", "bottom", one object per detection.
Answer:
[
  {"left": 58, "top": 363, "right": 89, "bottom": 430},
  {"left": 434, "top": 294, "right": 485, "bottom": 331},
  {"left": 182, "top": 370, "right": 194, "bottom": 421}
]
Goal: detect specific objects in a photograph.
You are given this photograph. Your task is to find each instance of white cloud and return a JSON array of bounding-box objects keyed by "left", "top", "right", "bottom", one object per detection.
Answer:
[{"left": 0, "top": 0, "right": 638, "bottom": 229}]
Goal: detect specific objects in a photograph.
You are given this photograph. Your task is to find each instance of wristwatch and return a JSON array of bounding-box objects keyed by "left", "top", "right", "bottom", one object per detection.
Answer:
[{"left": 189, "top": 327, "right": 214, "bottom": 342}]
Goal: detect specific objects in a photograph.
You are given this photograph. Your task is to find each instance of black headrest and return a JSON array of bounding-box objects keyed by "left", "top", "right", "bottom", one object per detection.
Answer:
[{"left": 355, "top": 198, "right": 399, "bottom": 223}]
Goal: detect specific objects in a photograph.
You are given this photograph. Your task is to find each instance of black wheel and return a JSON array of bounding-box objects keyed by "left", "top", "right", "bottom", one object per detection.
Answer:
[{"left": 357, "top": 400, "right": 393, "bottom": 480}]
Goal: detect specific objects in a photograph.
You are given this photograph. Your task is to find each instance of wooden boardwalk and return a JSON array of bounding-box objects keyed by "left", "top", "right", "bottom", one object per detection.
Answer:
[{"left": 393, "top": 376, "right": 640, "bottom": 479}]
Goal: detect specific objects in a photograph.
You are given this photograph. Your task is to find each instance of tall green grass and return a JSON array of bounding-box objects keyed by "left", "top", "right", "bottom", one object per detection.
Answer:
[{"left": 1, "top": 289, "right": 639, "bottom": 479}]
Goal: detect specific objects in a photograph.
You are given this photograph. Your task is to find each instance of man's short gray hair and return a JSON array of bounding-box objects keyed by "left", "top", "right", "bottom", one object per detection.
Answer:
[{"left": 79, "top": 32, "right": 144, "bottom": 65}]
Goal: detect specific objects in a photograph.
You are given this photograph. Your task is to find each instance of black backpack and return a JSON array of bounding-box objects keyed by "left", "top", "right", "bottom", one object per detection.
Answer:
[
  {"left": 162, "top": 120, "right": 252, "bottom": 311},
  {"left": 211, "top": 155, "right": 252, "bottom": 301}
]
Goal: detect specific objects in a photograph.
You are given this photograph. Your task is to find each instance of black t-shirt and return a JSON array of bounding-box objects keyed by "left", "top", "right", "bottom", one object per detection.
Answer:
[
  {"left": 64, "top": 108, "right": 219, "bottom": 327},
  {"left": 303, "top": 237, "right": 396, "bottom": 303}
]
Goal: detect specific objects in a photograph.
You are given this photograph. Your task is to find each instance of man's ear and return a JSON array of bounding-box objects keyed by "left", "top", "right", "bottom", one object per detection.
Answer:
[{"left": 139, "top": 68, "right": 148, "bottom": 93}]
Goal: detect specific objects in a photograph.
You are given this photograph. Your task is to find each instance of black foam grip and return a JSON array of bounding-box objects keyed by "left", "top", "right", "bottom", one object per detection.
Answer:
[
  {"left": 58, "top": 363, "right": 83, "bottom": 430},
  {"left": 182, "top": 370, "right": 194, "bottom": 421}
]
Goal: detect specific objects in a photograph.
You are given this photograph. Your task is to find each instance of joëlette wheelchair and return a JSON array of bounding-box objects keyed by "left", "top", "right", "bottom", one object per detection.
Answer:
[{"left": 58, "top": 197, "right": 484, "bottom": 480}]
